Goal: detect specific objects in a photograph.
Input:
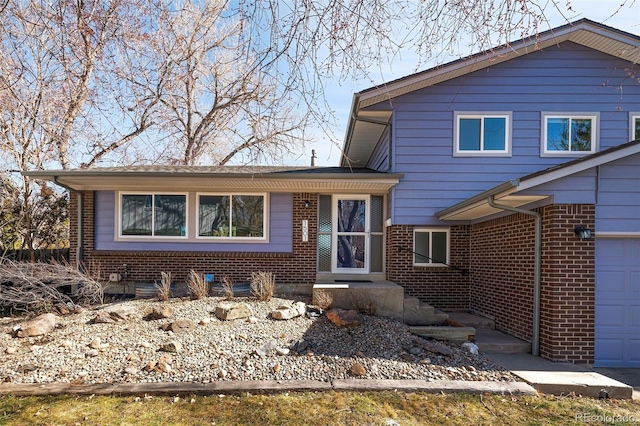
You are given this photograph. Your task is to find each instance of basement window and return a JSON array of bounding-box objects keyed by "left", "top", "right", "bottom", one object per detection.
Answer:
[{"left": 413, "top": 228, "right": 449, "bottom": 266}]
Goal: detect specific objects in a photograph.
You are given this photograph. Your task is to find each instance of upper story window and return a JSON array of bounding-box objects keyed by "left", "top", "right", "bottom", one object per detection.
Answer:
[
  {"left": 542, "top": 113, "right": 598, "bottom": 156},
  {"left": 413, "top": 228, "right": 449, "bottom": 267},
  {"left": 454, "top": 112, "right": 511, "bottom": 157},
  {"left": 197, "top": 194, "right": 265, "bottom": 239},
  {"left": 120, "top": 193, "right": 187, "bottom": 237},
  {"left": 631, "top": 113, "right": 640, "bottom": 141}
]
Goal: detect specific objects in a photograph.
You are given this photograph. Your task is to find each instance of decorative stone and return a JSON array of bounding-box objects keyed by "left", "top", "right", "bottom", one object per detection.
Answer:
[
  {"left": 5, "top": 347, "right": 17, "bottom": 355},
  {"left": 124, "top": 366, "right": 138, "bottom": 375},
  {"left": 326, "top": 309, "right": 361, "bottom": 328},
  {"left": 101, "top": 304, "right": 136, "bottom": 321},
  {"left": 199, "top": 318, "right": 211, "bottom": 325},
  {"left": 151, "top": 306, "right": 174, "bottom": 320},
  {"left": 412, "top": 338, "right": 454, "bottom": 357},
  {"left": 290, "top": 339, "right": 308, "bottom": 354},
  {"left": 165, "top": 319, "right": 196, "bottom": 333},
  {"left": 247, "top": 316, "right": 258, "bottom": 324},
  {"left": 86, "top": 349, "right": 99, "bottom": 357},
  {"left": 93, "top": 311, "right": 115, "bottom": 324},
  {"left": 214, "top": 302, "right": 253, "bottom": 321},
  {"left": 61, "top": 340, "right": 73, "bottom": 348},
  {"left": 255, "top": 339, "right": 279, "bottom": 357},
  {"left": 16, "top": 313, "right": 57, "bottom": 338},
  {"left": 276, "top": 348, "right": 290, "bottom": 356},
  {"left": 160, "top": 341, "right": 183, "bottom": 353},
  {"left": 349, "top": 362, "right": 367, "bottom": 376}
]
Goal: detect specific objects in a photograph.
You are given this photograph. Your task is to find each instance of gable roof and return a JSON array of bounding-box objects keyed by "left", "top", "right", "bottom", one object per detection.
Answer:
[
  {"left": 342, "top": 19, "right": 640, "bottom": 166},
  {"left": 24, "top": 166, "right": 403, "bottom": 193},
  {"left": 436, "top": 139, "right": 640, "bottom": 221}
]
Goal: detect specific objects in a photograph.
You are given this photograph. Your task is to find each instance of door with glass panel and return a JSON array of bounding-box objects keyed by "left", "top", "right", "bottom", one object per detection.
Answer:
[{"left": 317, "top": 194, "right": 384, "bottom": 275}]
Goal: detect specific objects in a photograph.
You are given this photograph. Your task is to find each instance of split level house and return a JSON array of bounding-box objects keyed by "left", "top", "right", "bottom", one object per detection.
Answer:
[{"left": 27, "top": 19, "right": 640, "bottom": 367}]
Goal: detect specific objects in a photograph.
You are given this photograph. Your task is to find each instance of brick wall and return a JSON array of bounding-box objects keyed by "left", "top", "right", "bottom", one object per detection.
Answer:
[
  {"left": 539, "top": 204, "right": 595, "bottom": 363},
  {"left": 69, "top": 191, "right": 317, "bottom": 288},
  {"left": 469, "top": 204, "right": 595, "bottom": 364},
  {"left": 386, "top": 225, "right": 470, "bottom": 310}
]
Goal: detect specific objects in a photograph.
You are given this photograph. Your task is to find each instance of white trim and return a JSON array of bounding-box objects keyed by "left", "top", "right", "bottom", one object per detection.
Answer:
[
  {"left": 413, "top": 227, "right": 450, "bottom": 267},
  {"left": 195, "top": 192, "right": 268, "bottom": 242},
  {"left": 332, "top": 194, "right": 370, "bottom": 274},
  {"left": 595, "top": 232, "right": 640, "bottom": 239},
  {"left": 453, "top": 112, "right": 512, "bottom": 157},
  {"left": 541, "top": 112, "right": 599, "bottom": 157},
  {"left": 116, "top": 191, "right": 189, "bottom": 241},
  {"left": 630, "top": 112, "right": 640, "bottom": 141}
]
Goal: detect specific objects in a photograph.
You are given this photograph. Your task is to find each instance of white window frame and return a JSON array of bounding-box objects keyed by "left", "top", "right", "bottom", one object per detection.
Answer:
[
  {"left": 195, "top": 192, "right": 268, "bottom": 242},
  {"left": 630, "top": 112, "right": 640, "bottom": 141},
  {"left": 541, "top": 112, "right": 598, "bottom": 157},
  {"left": 117, "top": 192, "right": 188, "bottom": 240},
  {"left": 413, "top": 228, "right": 450, "bottom": 267},
  {"left": 453, "top": 112, "right": 512, "bottom": 157}
]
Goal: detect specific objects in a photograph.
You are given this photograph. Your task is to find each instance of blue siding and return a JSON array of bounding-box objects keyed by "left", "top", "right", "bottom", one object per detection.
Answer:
[
  {"left": 384, "top": 42, "right": 640, "bottom": 225},
  {"left": 94, "top": 191, "right": 293, "bottom": 252},
  {"left": 520, "top": 169, "right": 597, "bottom": 204},
  {"left": 596, "top": 154, "right": 640, "bottom": 233},
  {"left": 367, "top": 126, "right": 390, "bottom": 171}
]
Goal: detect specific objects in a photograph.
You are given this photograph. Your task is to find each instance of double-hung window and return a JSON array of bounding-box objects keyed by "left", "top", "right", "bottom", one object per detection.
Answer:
[
  {"left": 454, "top": 112, "right": 511, "bottom": 156},
  {"left": 197, "top": 194, "right": 265, "bottom": 239},
  {"left": 413, "top": 228, "right": 449, "bottom": 266},
  {"left": 542, "top": 113, "right": 598, "bottom": 155},
  {"left": 630, "top": 113, "right": 640, "bottom": 141},
  {"left": 120, "top": 193, "right": 187, "bottom": 237}
]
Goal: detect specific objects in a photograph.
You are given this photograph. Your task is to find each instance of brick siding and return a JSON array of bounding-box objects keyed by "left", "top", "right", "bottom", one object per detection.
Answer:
[
  {"left": 69, "top": 191, "right": 317, "bottom": 288},
  {"left": 470, "top": 204, "right": 595, "bottom": 364},
  {"left": 386, "top": 225, "right": 470, "bottom": 310}
]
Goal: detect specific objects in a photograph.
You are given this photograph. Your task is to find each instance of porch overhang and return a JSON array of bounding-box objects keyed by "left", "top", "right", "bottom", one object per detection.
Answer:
[
  {"left": 436, "top": 180, "right": 549, "bottom": 221},
  {"left": 24, "top": 166, "right": 403, "bottom": 193}
]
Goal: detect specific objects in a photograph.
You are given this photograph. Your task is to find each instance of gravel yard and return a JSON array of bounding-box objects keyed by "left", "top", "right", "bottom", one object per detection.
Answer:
[{"left": 0, "top": 295, "right": 518, "bottom": 385}]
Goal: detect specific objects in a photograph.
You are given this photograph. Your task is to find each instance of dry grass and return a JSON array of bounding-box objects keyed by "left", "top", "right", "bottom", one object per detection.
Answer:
[
  {"left": 1, "top": 392, "right": 638, "bottom": 426},
  {"left": 220, "top": 275, "right": 235, "bottom": 300},
  {"left": 312, "top": 289, "right": 334, "bottom": 310},
  {"left": 350, "top": 290, "right": 377, "bottom": 315},
  {"left": 155, "top": 271, "right": 172, "bottom": 301},
  {"left": 186, "top": 270, "right": 209, "bottom": 300},
  {"left": 250, "top": 271, "right": 275, "bottom": 301}
]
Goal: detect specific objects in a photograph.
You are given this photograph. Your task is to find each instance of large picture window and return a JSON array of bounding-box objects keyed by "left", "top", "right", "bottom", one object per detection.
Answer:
[
  {"left": 120, "top": 193, "right": 187, "bottom": 237},
  {"left": 413, "top": 228, "right": 449, "bottom": 266},
  {"left": 454, "top": 112, "right": 511, "bottom": 156},
  {"left": 198, "top": 194, "right": 265, "bottom": 238},
  {"left": 542, "top": 113, "right": 597, "bottom": 155}
]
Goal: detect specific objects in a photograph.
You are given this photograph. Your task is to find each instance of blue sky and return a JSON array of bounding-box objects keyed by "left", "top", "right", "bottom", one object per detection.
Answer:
[{"left": 300, "top": 0, "right": 640, "bottom": 167}]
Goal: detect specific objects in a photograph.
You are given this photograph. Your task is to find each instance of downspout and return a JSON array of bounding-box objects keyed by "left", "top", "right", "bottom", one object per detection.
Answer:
[
  {"left": 487, "top": 195, "right": 542, "bottom": 356},
  {"left": 53, "top": 177, "right": 82, "bottom": 270}
]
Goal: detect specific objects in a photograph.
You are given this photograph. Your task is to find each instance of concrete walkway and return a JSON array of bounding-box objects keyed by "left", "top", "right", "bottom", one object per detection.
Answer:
[{"left": 485, "top": 353, "right": 636, "bottom": 399}]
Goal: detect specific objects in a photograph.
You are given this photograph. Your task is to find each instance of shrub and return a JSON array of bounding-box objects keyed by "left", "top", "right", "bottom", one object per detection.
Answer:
[
  {"left": 186, "top": 270, "right": 209, "bottom": 299},
  {"left": 250, "top": 271, "right": 275, "bottom": 301},
  {"left": 312, "top": 289, "right": 333, "bottom": 310},
  {"left": 220, "top": 275, "right": 235, "bottom": 300},
  {"left": 350, "top": 291, "right": 377, "bottom": 316},
  {"left": 155, "top": 271, "right": 172, "bottom": 301}
]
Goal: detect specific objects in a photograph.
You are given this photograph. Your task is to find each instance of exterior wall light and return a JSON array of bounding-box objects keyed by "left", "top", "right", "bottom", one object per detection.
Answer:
[
  {"left": 304, "top": 200, "right": 310, "bottom": 208},
  {"left": 574, "top": 226, "right": 593, "bottom": 240}
]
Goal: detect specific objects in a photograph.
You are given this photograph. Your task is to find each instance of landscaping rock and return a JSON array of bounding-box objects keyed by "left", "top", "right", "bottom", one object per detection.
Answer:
[
  {"left": 326, "top": 309, "right": 361, "bottom": 328},
  {"left": 16, "top": 313, "right": 57, "bottom": 338},
  {"left": 163, "top": 319, "right": 196, "bottom": 333},
  {"left": 160, "top": 341, "right": 183, "bottom": 353},
  {"left": 101, "top": 304, "right": 136, "bottom": 321},
  {"left": 150, "top": 306, "right": 174, "bottom": 320},
  {"left": 214, "top": 302, "right": 253, "bottom": 320},
  {"left": 271, "top": 302, "right": 306, "bottom": 320},
  {"left": 93, "top": 311, "right": 115, "bottom": 324},
  {"left": 349, "top": 362, "right": 367, "bottom": 376},
  {"left": 412, "top": 337, "right": 454, "bottom": 357},
  {"left": 255, "top": 339, "right": 279, "bottom": 357}
]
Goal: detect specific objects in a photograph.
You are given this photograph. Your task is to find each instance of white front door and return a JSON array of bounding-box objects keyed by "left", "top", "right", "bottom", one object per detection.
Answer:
[{"left": 333, "top": 195, "right": 369, "bottom": 273}]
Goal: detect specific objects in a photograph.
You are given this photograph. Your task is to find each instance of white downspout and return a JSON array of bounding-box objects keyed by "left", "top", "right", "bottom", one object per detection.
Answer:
[{"left": 487, "top": 195, "right": 542, "bottom": 356}]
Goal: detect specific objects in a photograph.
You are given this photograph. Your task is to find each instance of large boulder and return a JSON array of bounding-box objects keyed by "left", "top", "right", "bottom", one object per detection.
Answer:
[
  {"left": 271, "top": 302, "right": 306, "bottom": 320},
  {"left": 161, "top": 319, "right": 196, "bottom": 333},
  {"left": 214, "top": 302, "right": 253, "bottom": 320},
  {"left": 16, "top": 313, "right": 57, "bottom": 338},
  {"left": 326, "top": 309, "right": 361, "bottom": 328},
  {"left": 150, "top": 306, "right": 174, "bottom": 320},
  {"left": 99, "top": 304, "right": 137, "bottom": 321}
]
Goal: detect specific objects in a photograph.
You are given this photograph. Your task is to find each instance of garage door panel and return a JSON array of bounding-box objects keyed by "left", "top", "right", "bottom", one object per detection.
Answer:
[{"left": 595, "top": 238, "right": 640, "bottom": 367}]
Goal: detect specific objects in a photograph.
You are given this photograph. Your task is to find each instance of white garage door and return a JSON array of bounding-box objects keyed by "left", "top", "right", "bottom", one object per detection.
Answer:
[{"left": 595, "top": 238, "right": 640, "bottom": 367}]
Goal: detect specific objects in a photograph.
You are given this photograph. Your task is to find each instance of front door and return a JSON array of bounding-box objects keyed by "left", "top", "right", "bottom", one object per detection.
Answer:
[{"left": 333, "top": 195, "right": 369, "bottom": 273}]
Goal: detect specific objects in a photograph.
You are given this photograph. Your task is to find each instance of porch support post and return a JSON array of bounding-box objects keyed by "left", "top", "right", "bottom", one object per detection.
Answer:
[{"left": 488, "top": 196, "right": 542, "bottom": 357}]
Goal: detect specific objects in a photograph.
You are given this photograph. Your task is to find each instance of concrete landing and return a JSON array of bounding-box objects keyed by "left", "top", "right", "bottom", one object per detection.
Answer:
[
  {"left": 312, "top": 281, "right": 404, "bottom": 321},
  {"left": 474, "top": 329, "right": 531, "bottom": 354},
  {"left": 486, "top": 353, "right": 633, "bottom": 399}
]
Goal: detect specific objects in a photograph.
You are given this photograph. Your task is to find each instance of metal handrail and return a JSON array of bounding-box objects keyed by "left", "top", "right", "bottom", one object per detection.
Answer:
[{"left": 395, "top": 245, "right": 469, "bottom": 275}]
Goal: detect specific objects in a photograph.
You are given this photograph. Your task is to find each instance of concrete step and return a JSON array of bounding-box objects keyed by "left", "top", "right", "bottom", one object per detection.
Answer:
[
  {"left": 474, "top": 329, "right": 531, "bottom": 354},
  {"left": 410, "top": 325, "right": 476, "bottom": 343},
  {"left": 446, "top": 311, "right": 495, "bottom": 329},
  {"left": 403, "top": 297, "right": 448, "bottom": 326}
]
